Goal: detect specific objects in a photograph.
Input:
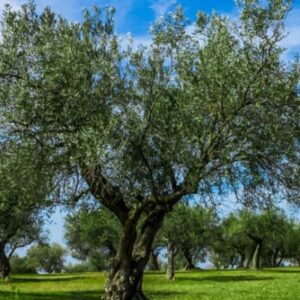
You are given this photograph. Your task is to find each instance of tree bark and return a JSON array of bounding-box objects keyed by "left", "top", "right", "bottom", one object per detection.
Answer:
[
  {"left": 0, "top": 243, "right": 10, "bottom": 279},
  {"left": 102, "top": 208, "right": 165, "bottom": 300},
  {"left": 103, "top": 262, "right": 148, "bottom": 300},
  {"left": 244, "top": 247, "right": 256, "bottom": 268},
  {"left": 148, "top": 250, "right": 159, "bottom": 271},
  {"left": 166, "top": 241, "right": 175, "bottom": 280},
  {"left": 250, "top": 241, "right": 262, "bottom": 270}
]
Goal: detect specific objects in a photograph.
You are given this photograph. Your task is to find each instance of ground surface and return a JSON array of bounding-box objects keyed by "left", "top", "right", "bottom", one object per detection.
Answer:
[{"left": 0, "top": 268, "right": 299, "bottom": 299}]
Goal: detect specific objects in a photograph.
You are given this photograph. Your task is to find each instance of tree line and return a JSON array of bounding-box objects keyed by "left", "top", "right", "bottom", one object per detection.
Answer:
[{"left": 5, "top": 203, "right": 300, "bottom": 279}]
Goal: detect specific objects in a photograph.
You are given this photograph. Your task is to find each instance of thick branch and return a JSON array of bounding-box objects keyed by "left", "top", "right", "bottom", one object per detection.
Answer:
[{"left": 80, "top": 162, "right": 129, "bottom": 224}]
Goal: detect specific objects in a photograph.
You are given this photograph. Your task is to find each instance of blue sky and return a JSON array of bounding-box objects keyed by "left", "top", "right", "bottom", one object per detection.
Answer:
[
  {"left": 1, "top": 0, "right": 299, "bottom": 258},
  {"left": 2, "top": 0, "right": 300, "bottom": 57}
]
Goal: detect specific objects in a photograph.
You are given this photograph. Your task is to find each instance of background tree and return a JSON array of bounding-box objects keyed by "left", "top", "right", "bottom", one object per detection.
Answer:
[
  {"left": 211, "top": 213, "right": 253, "bottom": 269},
  {"left": 0, "top": 0, "right": 299, "bottom": 298},
  {"left": 158, "top": 203, "right": 218, "bottom": 279},
  {"left": 0, "top": 144, "right": 52, "bottom": 279},
  {"left": 281, "top": 221, "right": 300, "bottom": 266},
  {"left": 26, "top": 243, "right": 67, "bottom": 273},
  {"left": 10, "top": 254, "right": 36, "bottom": 274},
  {"left": 65, "top": 207, "right": 121, "bottom": 271},
  {"left": 212, "top": 208, "right": 294, "bottom": 270}
]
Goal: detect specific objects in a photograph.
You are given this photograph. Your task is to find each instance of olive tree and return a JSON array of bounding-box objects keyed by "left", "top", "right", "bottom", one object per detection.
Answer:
[
  {"left": 26, "top": 243, "right": 67, "bottom": 273},
  {"left": 0, "top": 0, "right": 299, "bottom": 298},
  {"left": 158, "top": 203, "right": 217, "bottom": 279},
  {"left": 0, "top": 144, "right": 52, "bottom": 279},
  {"left": 65, "top": 207, "right": 121, "bottom": 270},
  {"left": 213, "top": 208, "right": 293, "bottom": 270}
]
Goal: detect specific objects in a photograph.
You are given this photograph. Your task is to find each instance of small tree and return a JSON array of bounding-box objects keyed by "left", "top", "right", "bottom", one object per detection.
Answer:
[
  {"left": 27, "top": 243, "right": 67, "bottom": 273},
  {"left": 158, "top": 203, "right": 217, "bottom": 279},
  {"left": 213, "top": 208, "right": 293, "bottom": 270},
  {"left": 65, "top": 207, "right": 121, "bottom": 271}
]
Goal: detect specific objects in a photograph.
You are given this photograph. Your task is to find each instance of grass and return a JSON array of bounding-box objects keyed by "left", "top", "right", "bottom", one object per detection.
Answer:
[{"left": 0, "top": 268, "right": 300, "bottom": 299}]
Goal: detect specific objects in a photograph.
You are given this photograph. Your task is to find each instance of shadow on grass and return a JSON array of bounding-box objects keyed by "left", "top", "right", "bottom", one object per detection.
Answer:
[
  {"left": 10, "top": 276, "right": 91, "bottom": 284},
  {"left": 0, "top": 290, "right": 187, "bottom": 300},
  {"left": 146, "top": 290, "right": 186, "bottom": 298},
  {"left": 0, "top": 290, "right": 103, "bottom": 300},
  {"left": 176, "top": 275, "right": 274, "bottom": 283},
  {"left": 265, "top": 269, "right": 300, "bottom": 274}
]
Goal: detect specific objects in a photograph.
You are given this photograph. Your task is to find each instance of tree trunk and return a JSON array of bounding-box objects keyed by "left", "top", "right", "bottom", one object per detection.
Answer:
[
  {"left": 238, "top": 253, "right": 246, "bottom": 268},
  {"left": 273, "top": 248, "right": 279, "bottom": 267},
  {"left": 149, "top": 250, "right": 159, "bottom": 271},
  {"left": 276, "top": 253, "right": 284, "bottom": 267},
  {"left": 166, "top": 241, "right": 175, "bottom": 280},
  {"left": 182, "top": 247, "right": 195, "bottom": 270},
  {"left": 103, "top": 262, "right": 148, "bottom": 300},
  {"left": 250, "top": 241, "right": 262, "bottom": 270},
  {"left": 0, "top": 244, "right": 10, "bottom": 279},
  {"left": 244, "top": 247, "right": 256, "bottom": 268},
  {"left": 103, "top": 208, "right": 165, "bottom": 300}
]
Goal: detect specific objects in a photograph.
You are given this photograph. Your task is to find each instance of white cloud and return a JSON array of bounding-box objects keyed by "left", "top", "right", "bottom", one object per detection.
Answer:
[{"left": 150, "top": 0, "right": 176, "bottom": 17}]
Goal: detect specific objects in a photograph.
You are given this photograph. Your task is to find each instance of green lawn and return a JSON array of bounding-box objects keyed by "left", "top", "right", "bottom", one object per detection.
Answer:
[{"left": 0, "top": 268, "right": 300, "bottom": 300}]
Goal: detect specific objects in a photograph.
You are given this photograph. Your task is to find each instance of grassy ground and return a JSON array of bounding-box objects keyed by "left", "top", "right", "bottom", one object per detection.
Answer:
[{"left": 0, "top": 268, "right": 300, "bottom": 300}]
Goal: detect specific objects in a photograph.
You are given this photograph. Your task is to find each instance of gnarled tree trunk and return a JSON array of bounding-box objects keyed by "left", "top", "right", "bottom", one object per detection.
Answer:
[
  {"left": 166, "top": 241, "right": 175, "bottom": 280},
  {"left": 104, "top": 261, "right": 148, "bottom": 300},
  {"left": 0, "top": 243, "right": 10, "bottom": 280},
  {"left": 103, "top": 208, "right": 166, "bottom": 300}
]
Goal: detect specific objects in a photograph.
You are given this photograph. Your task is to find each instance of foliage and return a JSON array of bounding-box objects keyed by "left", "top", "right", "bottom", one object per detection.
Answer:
[
  {"left": 0, "top": 142, "right": 53, "bottom": 278},
  {"left": 63, "top": 263, "right": 92, "bottom": 273},
  {"left": 26, "top": 243, "right": 67, "bottom": 274},
  {"left": 10, "top": 255, "right": 36, "bottom": 274},
  {"left": 64, "top": 208, "right": 121, "bottom": 271},
  {"left": 158, "top": 203, "right": 218, "bottom": 269},
  {"left": 0, "top": 0, "right": 299, "bottom": 296},
  {"left": 211, "top": 208, "right": 297, "bottom": 269}
]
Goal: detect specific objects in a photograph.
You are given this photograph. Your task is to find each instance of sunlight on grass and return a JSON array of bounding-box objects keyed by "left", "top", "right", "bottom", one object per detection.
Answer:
[{"left": 0, "top": 268, "right": 299, "bottom": 300}]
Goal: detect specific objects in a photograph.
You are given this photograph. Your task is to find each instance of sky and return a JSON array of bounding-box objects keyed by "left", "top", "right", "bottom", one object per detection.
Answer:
[{"left": 1, "top": 0, "right": 299, "bottom": 260}]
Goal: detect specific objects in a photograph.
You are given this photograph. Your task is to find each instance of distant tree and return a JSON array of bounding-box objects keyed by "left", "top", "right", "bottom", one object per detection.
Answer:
[
  {"left": 0, "top": 0, "right": 299, "bottom": 298},
  {"left": 27, "top": 243, "right": 67, "bottom": 273},
  {"left": 212, "top": 208, "right": 294, "bottom": 270},
  {"left": 65, "top": 207, "right": 121, "bottom": 271},
  {"left": 10, "top": 255, "right": 36, "bottom": 274},
  {"left": 212, "top": 212, "right": 256, "bottom": 269},
  {"left": 64, "top": 262, "right": 91, "bottom": 273},
  {"left": 158, "top": 203, "right": 218, "bottom": 279},
  {"left": 285, "top": 223, "right": 300, "bottom": 266}
]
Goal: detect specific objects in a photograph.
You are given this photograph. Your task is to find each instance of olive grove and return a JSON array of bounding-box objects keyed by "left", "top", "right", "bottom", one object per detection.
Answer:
[{"left": 0, "top": 0, "right": 299, "bottom": 298}]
